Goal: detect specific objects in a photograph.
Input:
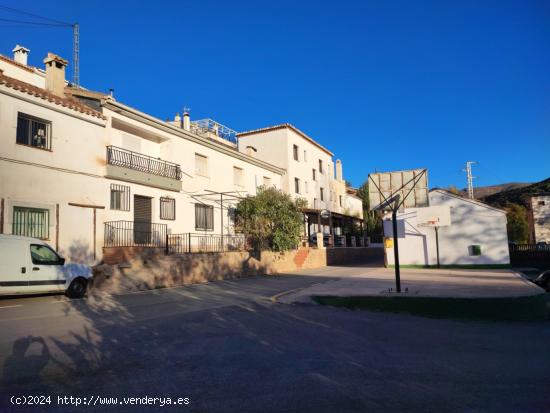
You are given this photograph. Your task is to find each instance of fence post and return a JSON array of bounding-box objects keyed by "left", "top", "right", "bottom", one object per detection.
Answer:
[
  {"left": 188, "top": 233, "right": 191, "bottom": 253},
  {"left": 165, "top": 232, "right": 169, "bottom": 255}
]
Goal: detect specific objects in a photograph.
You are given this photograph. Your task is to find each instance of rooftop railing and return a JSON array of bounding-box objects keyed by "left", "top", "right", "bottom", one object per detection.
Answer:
[
  {"left": 106, "top": 145, "right": 182, "bottom": 180},
  {"left": 190, "top": 119, "right": 238, "bottom": 145}
]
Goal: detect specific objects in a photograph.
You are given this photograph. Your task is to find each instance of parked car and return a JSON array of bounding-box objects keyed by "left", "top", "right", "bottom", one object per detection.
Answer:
[
  {"left": 533, "top": 270, "right": 550, "bottom": 292},
  {"left": 0, "top": 235, "right": 92, "bottom": 298}
]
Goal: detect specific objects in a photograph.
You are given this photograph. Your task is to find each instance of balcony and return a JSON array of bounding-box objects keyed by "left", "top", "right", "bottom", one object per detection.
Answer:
[{"left": 106, "top": 146, "right": 182, "bottom": 191}]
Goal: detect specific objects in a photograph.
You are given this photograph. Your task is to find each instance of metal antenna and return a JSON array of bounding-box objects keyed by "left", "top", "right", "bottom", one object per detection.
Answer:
[
  {"left": 462, "top": 161, "right": 477, "bottom": 199},
  {"left": 72, "top": 23, "right": 79, "bottom": 87}
]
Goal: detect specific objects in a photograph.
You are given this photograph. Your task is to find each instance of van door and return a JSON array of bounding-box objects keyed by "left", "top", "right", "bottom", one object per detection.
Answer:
[
  {"left": 0, "top": 239, "right": 29, "bottom": 295},
  {"left": 27, "top": 243, "right": 67, "bottom": 293}
]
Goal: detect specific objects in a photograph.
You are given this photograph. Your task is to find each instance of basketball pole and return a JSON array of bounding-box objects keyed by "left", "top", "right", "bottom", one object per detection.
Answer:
[
  {"left": 392, "top": 208, "right": 401, "bottom": 292},
  {"left": 435, "top": 227, "right": 440, "bottom": 268}
]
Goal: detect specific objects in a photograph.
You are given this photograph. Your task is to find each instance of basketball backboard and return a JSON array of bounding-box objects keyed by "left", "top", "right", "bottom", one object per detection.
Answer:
[
  {"left": 368, "top": 169, "right": 429, "bottom": 211},
  {"left": 416, "top": 205, "right": 451, "bottom": 227}
]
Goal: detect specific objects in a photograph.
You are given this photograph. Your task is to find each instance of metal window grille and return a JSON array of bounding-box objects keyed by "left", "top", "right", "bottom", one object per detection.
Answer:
[
  {"left": 319, "top": 160, "right": 323, "bottom": 174},
  {"left": 295, "top": 178, "right": 300, "bottom": 194},
  {"left": 312, "top": 169, "right": 316, "bottom": 181},
  {"left": 160, "top": 197, "right": 176, "bottom": 220},
  {"left": 320, "top": 188, "right": 324, "bottom": 201},
  {"left": 110, "top": 184, "right": 130, "bottom": 211},
  {"left": 12, "top": 207, "right": 50, "bottom": 239},
  {"left": 293, "top": 145, "right": 299, "bottom": 161},
  {"left": 16, "top": 112, "right": 51, "bottom": 150},
  {"left": 195, "top": 204, "right": 214, "bottom": 230}
]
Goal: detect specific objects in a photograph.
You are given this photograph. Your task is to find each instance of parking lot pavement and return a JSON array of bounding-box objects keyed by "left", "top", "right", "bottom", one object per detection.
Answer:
[
  {"left": 277, "top": 265, "right": 545, "bottom": 303},
  {"left": 1, "top": 272, "right": 549, "bottom": 413}
]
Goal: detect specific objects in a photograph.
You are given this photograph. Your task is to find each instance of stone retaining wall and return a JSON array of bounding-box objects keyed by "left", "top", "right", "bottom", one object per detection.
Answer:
[{"left": 96, "top": 246, "right": 383, "bottom": 294}]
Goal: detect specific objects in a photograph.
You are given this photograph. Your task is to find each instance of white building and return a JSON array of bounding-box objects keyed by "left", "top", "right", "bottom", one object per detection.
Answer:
[
  {"left": 527, "top": 194, "right": 550, "bottom": 243},
  {"left": 238, "top": 124, "right": 363, "bottom": 243},
  {"left": 384, "top": 190, "right": 510, "bottom": 266},
  {"left": 0, "top": 43, "right": 363, "bottom": 263},
  {"left": 0, "top": 46, "right": 284, "bottom": 263}
]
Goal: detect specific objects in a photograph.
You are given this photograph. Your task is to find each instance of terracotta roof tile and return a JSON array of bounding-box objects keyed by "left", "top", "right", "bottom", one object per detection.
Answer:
[
  {"left": 0, "top": 54, "right": 36, "bottom": 73},
  {"left": 0, "top": 71, "right": 105, "bottom": 120}
]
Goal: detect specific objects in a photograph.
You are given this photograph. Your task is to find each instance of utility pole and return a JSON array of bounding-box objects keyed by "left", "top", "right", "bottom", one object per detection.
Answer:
[
  {"left": 72, "top": 23, "right": 80, "bottom": 87},
  {"left": 463, "top": 161, "right": 476, "bottom": 199}
]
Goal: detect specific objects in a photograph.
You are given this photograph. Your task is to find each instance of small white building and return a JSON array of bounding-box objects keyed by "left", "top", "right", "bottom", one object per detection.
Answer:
[
  {"left": 384, "top": 190, "right": 510, "bottom": 266},
  {"left": 527, "top": 194, "right": 550, "bottom": 243}
]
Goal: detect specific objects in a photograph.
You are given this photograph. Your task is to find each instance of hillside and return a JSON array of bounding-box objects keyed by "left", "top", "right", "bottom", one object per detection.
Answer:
[
  {"left": 471, "top": 182, "right": 531, "bottom": 199},
  {"left": 482, "top": 177, "right": 550, "bottom": 206}
]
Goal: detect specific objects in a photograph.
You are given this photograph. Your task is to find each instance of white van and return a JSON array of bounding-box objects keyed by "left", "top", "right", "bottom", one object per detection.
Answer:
[{"left": 0, "top": 234, "right": 92, "bottom": 298}]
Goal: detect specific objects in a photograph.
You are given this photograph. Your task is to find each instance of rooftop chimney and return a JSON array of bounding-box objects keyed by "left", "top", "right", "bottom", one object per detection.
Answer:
[
  {"left": 336, "top": 159, "right": 343, "bottom": 182},
  {"left": 13, "top": 45, "right": 30, "bottom": 66},
  {"left": 183, "top": 110, "right": 191, "bottom": 131},
  {"left": 174, "top": 113, "right": 182, "bottom": 127},
  {"left": 43, "top": 52, "right": 68, "bottom": 97}
]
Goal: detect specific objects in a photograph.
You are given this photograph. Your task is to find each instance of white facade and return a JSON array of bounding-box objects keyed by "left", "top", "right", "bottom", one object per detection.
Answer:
[
  {"left": 384, "top": 190, "right": 510, "bottom": 266},
  {"left": 0, "top": 47, "right": 284, "bottom": 263},
  {"left": 238, "top": 124, "right": 362, "bottom": 218},
  {"left": 528, "top": 195, "right": 550, "bottom": 243}
]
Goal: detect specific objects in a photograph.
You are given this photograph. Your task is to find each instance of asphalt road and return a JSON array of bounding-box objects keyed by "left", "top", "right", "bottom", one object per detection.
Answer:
[{"left": 0, "top": 273, "right": 549, "bottom": 413}]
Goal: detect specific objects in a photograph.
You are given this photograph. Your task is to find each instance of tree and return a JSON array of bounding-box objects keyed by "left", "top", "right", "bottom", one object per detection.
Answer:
[
  {"left": 356, "top": 181, "right": 382, "bottom": 235},
  {"left": 234, "top": 187, "right": 307, "bottom": 251},
  {"left": 447, "top": 185, "right": 462, "bottom": 195},
  {"left": 505, "top": 203, "right": 529, "bottom": 243}
]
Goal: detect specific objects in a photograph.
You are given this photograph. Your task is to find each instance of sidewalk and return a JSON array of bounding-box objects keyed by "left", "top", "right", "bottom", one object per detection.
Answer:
[{"left": 277, "top": 266, "right": 545, "bottom": 304}]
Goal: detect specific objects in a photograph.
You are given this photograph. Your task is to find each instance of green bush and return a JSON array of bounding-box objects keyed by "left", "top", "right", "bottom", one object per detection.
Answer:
[{"left": 234, "top": 187, "right": 307, "bottom": 252}]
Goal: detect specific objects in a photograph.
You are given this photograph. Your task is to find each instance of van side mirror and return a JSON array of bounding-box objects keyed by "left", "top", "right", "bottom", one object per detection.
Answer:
[{"left": 59, "top": 257, "right": 66, "bottom": 266}]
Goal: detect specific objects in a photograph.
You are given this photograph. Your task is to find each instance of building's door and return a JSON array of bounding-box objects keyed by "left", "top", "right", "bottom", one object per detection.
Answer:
[{"left": 134, "top": 195, "right": 152, "bottom": 245}]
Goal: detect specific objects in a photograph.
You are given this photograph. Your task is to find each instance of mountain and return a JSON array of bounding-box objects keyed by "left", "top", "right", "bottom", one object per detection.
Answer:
[
  {"left": 471, "top": 182, "right": 531, "bottom": 199},
  {"left": 481, "top": 178, "right": 550, "bottom": 207}
]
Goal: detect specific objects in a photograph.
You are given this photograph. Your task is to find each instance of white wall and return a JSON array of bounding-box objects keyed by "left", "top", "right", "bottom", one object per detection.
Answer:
[
  {"left": 384, "top": 191, "right": 510, "bottom": 265},
  {"left": 238, "top": 127, "right": 361, "bottom": 217},
  {"left": 530, "top": 195, "right": 550, "bottom": 243}
]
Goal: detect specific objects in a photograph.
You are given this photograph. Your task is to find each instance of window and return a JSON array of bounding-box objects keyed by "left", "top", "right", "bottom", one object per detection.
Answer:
[
  {"left": 339, "top": 195, "right": 343, "bottom": 207},
  {"left": 30, "top": 244, "right": 61, "bottom": 265},
  {"left": 110, "top": 184, "right": 130, "bottom": 211},
  {"left": 195, "top": 204, "right": 214, "bottom": 230},
  {"left": 16, "top": 112, "right": 51, "bottom": 150},
  {"left": 263, "top": 176, "right": 272, "bottom": 187},
  {"left": 233, "top": 166, "right": 244, "bottom": 187},
  {"left": 305, "top": 181, "right": 309, "bottom": 193},
  {"left": 160, "top": 197, "right": 175, "bottom": 220},
  {"left": 293, "top": 145, "right": 299, "bottom": 161},
  {"left": 319, "top": 160, "right": 324, "bottom": 174},
  {"left": 12, "top": 207, "right": 49, "bottom": 239},
  {"left": 294, "top": 178, "right": 300, "bottom": 194},
  {"left": 320, "top": 188, "right": 324, "bottom": 201},
  {"left": 303, "top": 150, "right": 307, "bottom": 162},
  {"left": 195, "top": 153, "right": 208, "bottom": 176},
  {"left": 312, "top": 169, "right": 317, "bottom": 181}
]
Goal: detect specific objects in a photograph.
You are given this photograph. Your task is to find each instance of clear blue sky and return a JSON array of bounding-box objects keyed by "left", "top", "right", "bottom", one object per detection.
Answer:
[{"left": 1, "top": 0, "right": 549, "bottom": 188}]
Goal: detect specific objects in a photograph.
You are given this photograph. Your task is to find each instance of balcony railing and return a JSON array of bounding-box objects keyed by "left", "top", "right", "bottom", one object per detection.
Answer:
[
  {"left": 106, "top": 146, "right": 182, "bottom": 180},
  {"left": 168, "top": 233, "right": 250, "bottom": 254},
  {"left": 104, "top": 220, "right": 167, "bottom": 248},
  {"left": 190, "top": 119, "right": 238, "bottom": 145}
]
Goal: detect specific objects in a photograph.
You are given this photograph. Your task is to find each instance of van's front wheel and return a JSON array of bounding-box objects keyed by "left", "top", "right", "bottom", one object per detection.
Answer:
[{"left": 67, "top": 278, "right": 87, "bottom": 298}]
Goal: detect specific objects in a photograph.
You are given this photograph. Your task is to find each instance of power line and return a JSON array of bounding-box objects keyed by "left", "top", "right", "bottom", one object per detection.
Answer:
[
  {"left": 0, "top": 4, "right": 79, "bottom": 86},
  {"left": 0, "top": 17, "right": 68, "bottom": 26},
  {"left": 0, "top": 4, "right": 69, "bottom": 25}
]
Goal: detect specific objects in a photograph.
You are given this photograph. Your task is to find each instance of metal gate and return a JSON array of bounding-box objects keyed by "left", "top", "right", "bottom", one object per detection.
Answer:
[{"left": 133, "top": 195, "right": 152, "bottom": 244}]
